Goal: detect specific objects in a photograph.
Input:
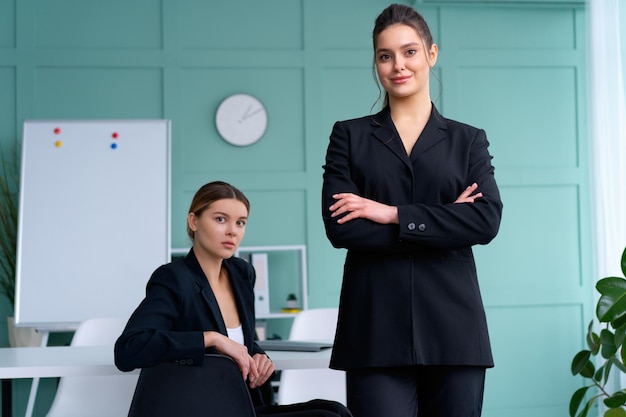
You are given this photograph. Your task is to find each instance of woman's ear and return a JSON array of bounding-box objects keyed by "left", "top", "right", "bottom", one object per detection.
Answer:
[
  {"left": 188, "top": 212, "right": 198, "bottom": 233},
  {"left": 429, "top": 43, "right": 439, "bottom": 68}
]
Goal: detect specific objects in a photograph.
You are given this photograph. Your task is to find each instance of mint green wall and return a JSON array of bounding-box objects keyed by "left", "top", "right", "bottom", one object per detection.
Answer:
[{"left": 0, "top": 1, "right": 591, "bottom": 416}]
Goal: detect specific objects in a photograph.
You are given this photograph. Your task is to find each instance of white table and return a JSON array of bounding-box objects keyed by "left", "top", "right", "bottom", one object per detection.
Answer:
[
  {"left": 0, "top": 345, "right": 332, "bottom": 417},
  {"left": 0, "top": 345, "right": 332, "bottom": 379}
]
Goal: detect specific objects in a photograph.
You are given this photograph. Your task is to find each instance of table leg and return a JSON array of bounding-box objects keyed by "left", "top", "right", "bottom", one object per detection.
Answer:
[{"left": 1, "top": 379, "right": 11, "bottom": 417}]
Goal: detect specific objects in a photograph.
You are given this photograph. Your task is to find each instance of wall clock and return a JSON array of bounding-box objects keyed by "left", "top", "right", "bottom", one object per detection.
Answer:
[{"left": 215, "top": 93, "right": 268, "bottom": 146}]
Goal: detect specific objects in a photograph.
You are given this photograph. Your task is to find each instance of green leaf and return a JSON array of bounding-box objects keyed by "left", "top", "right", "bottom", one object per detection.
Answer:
[
  {"left": 615, "top": 324, "right": 626, "bottom": 348},
  {"left": 595, "top": 364, "right": 605, "bottom": 382},
  {"left": 604, "top": 391, "right": 626, "bottom": 408},
  {"left": 604, "top": 407, "right": 626, "bottom": 417},
  {"left": 613, "top": 313, "right": 626, "bottom": 330},
  {"left": 570, "top": 386, "right": 591, "bottom": 417},
  {"left": 596, "top": 278, "right": 626, "bottom": 323},
  {"left": 572, "top": 350, "right": 596, "bottom": 378},
  {"left": 604, "top": 360, "right": 614, "bottom": 384},
  {"left": 588, "top": 321, "right": 601, "bottom": 354},
  {"left": 597, "top": 277, "right": 626, "bottom": 294},
  {"left": 602, "top": 329, "right": 619, "bottom": 358}
]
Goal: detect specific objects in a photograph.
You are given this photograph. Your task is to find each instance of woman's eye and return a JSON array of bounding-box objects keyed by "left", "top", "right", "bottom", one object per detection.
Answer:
[
  {"left": 378, "top": 54, "right": 390, "bottom": 62},
  {"left": 215, "top": 216, "right": 225, "bottom": 223},
  {"left": 237, "top": 220, "right": 247, "bottom": 227},
  {"left": 405, "top": 49, "right": 416, "bottom": 57}
]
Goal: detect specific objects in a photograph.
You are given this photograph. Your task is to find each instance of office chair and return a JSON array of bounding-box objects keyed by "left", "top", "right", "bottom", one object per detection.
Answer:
[
  {"left": 45, "top": 317, "right": 138, "bottom": 417},
  {"left": 128, "top": 354, "right": 256, "bottom": 417},
  {"left": 277, "top": 308, "right": 347, "bottom": 405}
]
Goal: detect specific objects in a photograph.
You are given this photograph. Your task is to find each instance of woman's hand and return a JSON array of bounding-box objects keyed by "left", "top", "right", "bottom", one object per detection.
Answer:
[
  {"left": 330, "top": 193, "right": 398, "bottom": 224},
  {"left": 249, "top": 353, "right": 275, "bottom": 388},
  {"left": 204, "top": 331, "right": 258, "bottom": 382},
  {"left": 455, "top": 183, "right": 483, "bottom": 203}
]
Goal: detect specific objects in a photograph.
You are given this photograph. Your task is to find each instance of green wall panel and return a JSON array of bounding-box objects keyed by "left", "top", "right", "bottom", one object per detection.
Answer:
[
  {"left": 0, "top": 67, "right": 16, "bottom": 142},
  {"left": 171, "top": 187, "right": 306, "bottom": 249},
  {"left": 476, "top": 185, "right": 581, "bottom": 292},
  {"left": 178, "top": 67, "right": 305, "bottom": 174},
  {"left": 33, "top": 67, "right": 163, "bottom": 119},
  {"left": 180, "top": 0, "right": 303, "bottom": 49},
  {"left": 229, "top": 189, "right": 307, "bottom": 247},
  {"left": 443, "top": 7, "right": 577, "bottom": 50},
  {"left": 320, "top": 67, "right": 377, "bottom": 125},
  {"left": 456, "top": 66, "right": 578, "bottom": 169},
  {"left": 34, "top": 0, "right": 162, "bottom": 49},
  {"left": 0, "top": 0, "right": 15, "bottom": 48},
  {"left": 484, "top": 304, "right": 583, "bottom": 414}
]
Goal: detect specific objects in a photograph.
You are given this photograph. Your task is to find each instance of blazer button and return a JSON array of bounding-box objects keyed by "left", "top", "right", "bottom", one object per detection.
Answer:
[
  {"left": 408, "top": 222, "right": 416, "bottom": 231},
  {"left": 418, "top": 223, "right": 426, "bottom": 232}
]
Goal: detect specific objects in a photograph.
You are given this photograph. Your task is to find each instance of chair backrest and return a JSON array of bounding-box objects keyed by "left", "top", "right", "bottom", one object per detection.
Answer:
[
  {"left": 45, "top": 317, "right": 138, "bottom": 417},
  {"left": 128, "top": 354, "right": 256, "bottom": 417},
  {"left": 277, "top": 308, "right": 347, "bottom": 406},
  {"left": 287, "top": 307, "right": 340, "bottom": 341}
]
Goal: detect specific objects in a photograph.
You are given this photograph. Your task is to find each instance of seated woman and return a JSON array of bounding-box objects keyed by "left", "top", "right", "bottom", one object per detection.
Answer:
[{"left": 114, "top": 181, "right": 351, "bottom": 417}]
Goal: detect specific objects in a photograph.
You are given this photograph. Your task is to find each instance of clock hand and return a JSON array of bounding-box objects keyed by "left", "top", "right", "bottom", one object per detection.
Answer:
[{"left": 241, "top": 107, "right": 264, "bottom": 121}]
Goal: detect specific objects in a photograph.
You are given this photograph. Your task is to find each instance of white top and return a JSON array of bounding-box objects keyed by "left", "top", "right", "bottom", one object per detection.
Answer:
[{"left": 227, "top": 325, "right": 244, "bottom": 345}]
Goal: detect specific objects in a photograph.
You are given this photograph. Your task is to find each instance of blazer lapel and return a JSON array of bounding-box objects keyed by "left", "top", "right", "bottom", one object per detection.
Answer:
[
  {"left": 185, "top": 250, "right": 228, "bottom": 336},
  {"left": 410, "top": 105, "right": 448, "bottom": 162},
  {"left": 371, "top": 107, "right": 413, "bottom": 170},
  {"left": 223, "top": 261, "right": 254, "bottom": 347},
  {"left": 200, "top": 286, "right": 228, "bottom": 335}
]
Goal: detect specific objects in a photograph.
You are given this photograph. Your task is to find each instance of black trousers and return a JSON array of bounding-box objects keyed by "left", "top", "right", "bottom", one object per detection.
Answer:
[
  {"left": 346, "top": 365, "right": 486, "bottom": 417},
  {"left": 256, "top": 399, "right": 354, "bottom": 417}
]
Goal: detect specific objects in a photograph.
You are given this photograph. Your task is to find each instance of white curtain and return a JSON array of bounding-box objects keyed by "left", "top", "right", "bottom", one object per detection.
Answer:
[
  {"left": 588, "top": 0, "right": 626, "bottom": 282},
  {"left": 588, "top": 0, "right": 626, "bottom": 402}
]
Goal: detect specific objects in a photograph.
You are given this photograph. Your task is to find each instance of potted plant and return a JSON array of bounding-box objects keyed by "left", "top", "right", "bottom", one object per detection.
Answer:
[
  {"left": 0, "top": 145, "right": 18, "bottom": 314},
  {"left": 570, "top": 246, "right": 626, "bottom": 417},
  {"left": 0, "top": 143, "right": 42, "bottom": 347}
]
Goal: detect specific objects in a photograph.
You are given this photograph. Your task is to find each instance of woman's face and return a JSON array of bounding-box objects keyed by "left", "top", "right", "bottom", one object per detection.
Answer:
[
  {"left": 375, "top": 23, "right": 438, "bottom": 102},
  {"left": 188, "top": 198, "right": 248, "bottom": 261}
]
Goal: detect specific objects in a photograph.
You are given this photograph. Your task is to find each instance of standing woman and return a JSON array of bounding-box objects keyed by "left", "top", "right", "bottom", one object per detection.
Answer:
[
  {"left": 321, "top": 4, "right": 503, "bottom": 417},
  {"left": 116, "top": 181, "right": 351, "bottom": 417}
]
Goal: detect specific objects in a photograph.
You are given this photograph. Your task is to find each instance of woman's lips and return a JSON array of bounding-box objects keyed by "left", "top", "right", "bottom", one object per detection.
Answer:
[{"left": 391, "top": 76, "right": 411, "bottom": 84}]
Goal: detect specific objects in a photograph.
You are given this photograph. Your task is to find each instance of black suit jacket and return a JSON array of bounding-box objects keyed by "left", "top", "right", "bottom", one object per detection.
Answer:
[
  {"left": 114, "top": 250, "right": 268, "bottom": 401},
  {"left": 322, "top": 105, "right": 503, "bottom": 370}
]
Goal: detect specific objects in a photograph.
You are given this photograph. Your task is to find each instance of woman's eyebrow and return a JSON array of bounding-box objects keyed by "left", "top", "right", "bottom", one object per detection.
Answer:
[{"left": 376, "top": 42, "right": 421, "bottom": 54}]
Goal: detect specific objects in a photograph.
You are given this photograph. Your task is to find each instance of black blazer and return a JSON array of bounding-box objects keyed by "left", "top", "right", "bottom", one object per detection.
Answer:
[
  {"left": 114, "top": 250, "right": 268, "bottom": 399},
  {"left": 322, "top": 105, "right": 503, "bottom": 370}
]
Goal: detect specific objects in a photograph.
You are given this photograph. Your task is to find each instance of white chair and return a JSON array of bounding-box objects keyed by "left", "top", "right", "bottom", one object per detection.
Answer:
[
  {"left": 45, "top": 317, "right": 138, "bottom": 417},
  {"left": 277, "top": 308, "right": 347, "bottom": 405}
]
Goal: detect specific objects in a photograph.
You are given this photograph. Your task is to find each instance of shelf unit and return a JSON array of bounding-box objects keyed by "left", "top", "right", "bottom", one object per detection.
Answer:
[{"left": 170, "top": 245, "right": 308, "bottom": 319}]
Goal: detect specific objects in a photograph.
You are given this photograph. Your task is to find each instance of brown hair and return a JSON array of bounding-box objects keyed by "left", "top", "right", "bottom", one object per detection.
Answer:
[{"left": 186, "top": 181, "right": 250, "bottom": 241}]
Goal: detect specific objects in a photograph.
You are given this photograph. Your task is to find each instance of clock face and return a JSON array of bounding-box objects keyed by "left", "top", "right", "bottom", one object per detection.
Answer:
[{"left": 215, "top": 94, "right": 268, "bottom": 146}]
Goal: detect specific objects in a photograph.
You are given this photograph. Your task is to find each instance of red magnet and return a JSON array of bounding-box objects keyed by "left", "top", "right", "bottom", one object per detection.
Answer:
[
  {"left": 54, "top": 128, "right": 61, "bottom": 134},
  {"left": 112, "top": 132, "right": 119, "bottom": 139}
]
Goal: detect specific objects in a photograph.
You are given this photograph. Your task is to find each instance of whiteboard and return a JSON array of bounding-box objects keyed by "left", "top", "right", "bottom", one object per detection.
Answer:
[{"left": 15, "top": 120, "right": 171, "bottom": 329}]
